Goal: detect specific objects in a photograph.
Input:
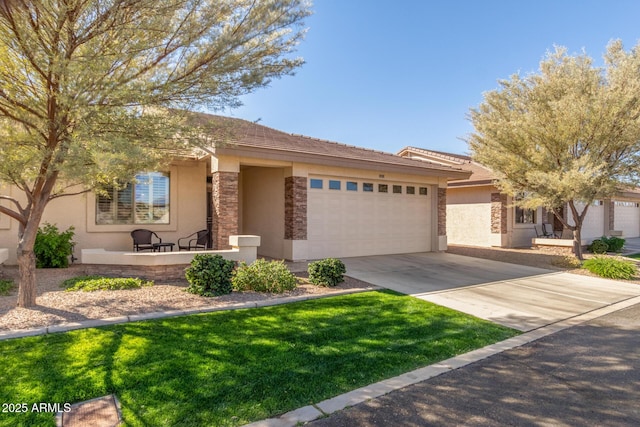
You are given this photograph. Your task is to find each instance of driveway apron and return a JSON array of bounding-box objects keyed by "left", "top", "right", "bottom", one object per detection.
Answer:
[{"left": 342, "top": 252, "right": 640, "bottom": 331}]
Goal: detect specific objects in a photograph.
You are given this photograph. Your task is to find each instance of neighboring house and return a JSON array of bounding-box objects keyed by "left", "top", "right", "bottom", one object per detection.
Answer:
[
  {"left": 0, "top": 115, "right": 470, "bottom": 265},
  {"left": 398, "top": 146, "right": 640, "bottom": 248}
]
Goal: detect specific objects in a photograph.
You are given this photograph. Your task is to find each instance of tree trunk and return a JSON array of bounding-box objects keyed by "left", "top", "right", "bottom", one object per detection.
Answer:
[
  {"left": 573, "top": 226, "right": 583, "bottom": 260},
  {"left": 16, "top": 249, "right": 37, "bottom": 307}
]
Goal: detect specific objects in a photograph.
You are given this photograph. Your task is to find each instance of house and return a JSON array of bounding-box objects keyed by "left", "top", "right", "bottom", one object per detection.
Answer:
[
  {"left": 0, "top": 115, "right": 471, "bottom": 265},
  {"left": 398, "top": 146, "right": 640, "bottom": 248}
]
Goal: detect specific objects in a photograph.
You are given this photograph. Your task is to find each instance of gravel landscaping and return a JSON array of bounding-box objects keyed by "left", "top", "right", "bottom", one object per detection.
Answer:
[{"left": 0, "top": 265, "right": 376, "bottom": 332}]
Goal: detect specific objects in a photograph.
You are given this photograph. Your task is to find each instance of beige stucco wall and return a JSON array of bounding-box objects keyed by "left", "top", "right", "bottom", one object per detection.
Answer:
[
  {"left": 446, "top": 186, "right": 492, "bottom": 247},
  {"left": 240, "top": 166, "right": 286, "bottom": 259},
  {"left": 0, "top": 161, "right": 207, "bottom": 265}
]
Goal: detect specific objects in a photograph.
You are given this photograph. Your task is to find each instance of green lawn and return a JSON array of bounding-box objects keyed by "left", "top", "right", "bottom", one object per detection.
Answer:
[
  {"left": 625, "top": 253, "right": 640, "bottom": 259},
  {"left": 0, "top": 290, "right": 518, "bottom": 426}
]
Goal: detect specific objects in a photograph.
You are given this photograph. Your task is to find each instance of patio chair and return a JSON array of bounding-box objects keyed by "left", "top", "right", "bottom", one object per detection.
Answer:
[
  {"left": 542, "top": 223, "right": 560, "bottom": 239},
  {"left": 178, "top": 229, "right": 209, "bottom": 251},
  {"left": 131, "top": 229, "right": 161, "bottom": 252}
]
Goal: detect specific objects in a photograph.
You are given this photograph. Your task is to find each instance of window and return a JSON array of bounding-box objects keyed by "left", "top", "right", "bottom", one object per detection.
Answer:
[
  {"left": 419, "top": 187, "right": 428, "bottom": 196},
  {"left": 346, "top": 181, "right": 358, "bottom": 191},
  {"left": 96, "top": 172, "right": 170, "bottom": 225},
  {"left": 406, "top": 186, "right": 415, "bottom": 195},
  {"left": 615, "top": 201, "right": 640, "bottom": 207},
  {"left": 393, "top": 185, "right": 402, "bottom": 194},
  {"left": 363, "top": 183, "right": 373, "bottom": 192},
  {"left": 514, "top": 193, "right": 536, "bottom": 224},
  {"left": 378, "top": 184, "right": 388, "bottom": 193},
  {"left": 329, "top": 180, "right": 341, "bottom": 190},
  {"left": 310, "top": 179, "right": 323, "bottom": 189}
]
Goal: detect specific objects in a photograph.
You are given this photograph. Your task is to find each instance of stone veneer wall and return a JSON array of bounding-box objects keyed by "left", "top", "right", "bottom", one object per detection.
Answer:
[
  {"left": 212, "top": 171, "right": 238, "bottom": 250},
  {"left": 609, "top": 201, "right": 615, "bottom": 231},
  {"left": 284, "top": 176, "right": 307, "bottom": 240},
  {"left": 438, "top": 188, "right": 447, "bottom": 236},
  {"left": 491, "top": 193, "right": 508, "bottom": 234}
]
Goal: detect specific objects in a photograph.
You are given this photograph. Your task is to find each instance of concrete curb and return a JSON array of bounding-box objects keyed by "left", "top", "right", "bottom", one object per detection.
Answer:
[
  {"left": 243, "top": 294, "right": 640, "bottom": 427},
  {"left": 0, "top": 287, "right": 379, "bottom": 341}
]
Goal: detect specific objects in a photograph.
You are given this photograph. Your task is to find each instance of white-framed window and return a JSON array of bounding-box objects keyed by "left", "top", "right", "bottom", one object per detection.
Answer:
[{"left": 96, "top": 172, "right": 170, "bottom": 225}]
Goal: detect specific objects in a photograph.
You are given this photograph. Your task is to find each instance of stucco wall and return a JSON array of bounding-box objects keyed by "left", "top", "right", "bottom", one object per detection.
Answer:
[
  {"left": 0, "top": 161, "right": 207, "bottom": 265},
  {"left": 567, "top": 202, "right": 605, "bottom": 239},
  {"left": 241, "top": 166, "right": 286, "bottom": 259},
  {"left": 446, "top": 186, "right": 492, "bottom": 247}
]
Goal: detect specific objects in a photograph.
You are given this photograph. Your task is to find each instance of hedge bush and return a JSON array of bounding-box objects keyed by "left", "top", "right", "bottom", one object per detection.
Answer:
[
  {"left": 0, "top": 279, "right": 15, "bottom": 296},
  {"left": 62, "top": 276, "right": 153, "bottom": 292},
  {"left": 232, "top": 259, "right": 297, "bottom": 293},
  {"left": 185, "top": 254, "right": 235, "bottom": 296},
  {"left": 601, "top": 236, "right": 625, "bottom": 253},
  {"left": 308, "top": 258, "right": 346, "bottom": 287},
  {"left": 588, "top": 239, "right": 609, "bottom": 254},
  {"left": 582, "top": 256, "right": 637, "bottom": 280},
  {"left": 34, "top": 223, "right": 75, "bottom": 268}
]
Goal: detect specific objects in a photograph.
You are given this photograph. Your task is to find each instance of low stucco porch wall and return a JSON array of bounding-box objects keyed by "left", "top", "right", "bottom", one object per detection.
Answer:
[
  {"left": 80, "top": 236, "right": 260, "bottom": 281},
  {"left": 0, "top": 248, "right": 8, "bottom": 265}
]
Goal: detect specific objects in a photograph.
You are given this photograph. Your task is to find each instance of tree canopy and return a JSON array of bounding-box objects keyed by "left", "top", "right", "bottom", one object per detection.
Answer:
[
  {"left": 468, "top": 41, "right": 640, "bottom": 258},
  {"left": 0, "top": 0, "right": 311, "bottom": 306}
]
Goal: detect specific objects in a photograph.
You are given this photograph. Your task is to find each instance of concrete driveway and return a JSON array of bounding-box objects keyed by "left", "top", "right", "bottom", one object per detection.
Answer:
[{"left": 343, "top": 252, "right": 640, "bottom": 331}]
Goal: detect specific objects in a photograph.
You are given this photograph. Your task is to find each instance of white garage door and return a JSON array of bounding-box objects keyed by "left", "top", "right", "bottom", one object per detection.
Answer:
[
  {"left": 307, "top": 177, "right": 432, "bottom": 259},
  {"left": 614, "top": 201, "right": 640, "bottom": 238}
]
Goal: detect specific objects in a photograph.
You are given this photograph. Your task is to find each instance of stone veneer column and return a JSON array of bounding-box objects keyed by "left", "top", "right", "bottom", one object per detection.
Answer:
[
  {"left": 212, "top": 171, "right": 238, "bottom": 250},
  {"left": 438, "top": 188, "right": 447, "bottom": 236},
  {"left": 491, "top": 193, "right": 508, "bottom": 234},
  {"left": 608, "top": 200, "right": 615, "bottom": 232},
  {"left": 284, "top": 176, "right": 307, "bottom": 240}
]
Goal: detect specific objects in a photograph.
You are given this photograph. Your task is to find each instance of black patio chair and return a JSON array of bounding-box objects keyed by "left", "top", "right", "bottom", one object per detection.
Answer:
[
  {"left": 178, "top": 229, "right": 209, "bottom": 251},
  {"left": 542, "top": 223, "right": 560, "bottom": 238},
  {"left": 131, "top": 229, "right": 161, "bottom": 252}
]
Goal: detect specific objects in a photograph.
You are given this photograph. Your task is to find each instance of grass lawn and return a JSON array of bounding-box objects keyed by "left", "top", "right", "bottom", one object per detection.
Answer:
[
  {"left": 625, "top": 253, "right": 640, "bottom": 259},
  {"left": 0, "top": 290, "right": 518, "bottom": 426}
]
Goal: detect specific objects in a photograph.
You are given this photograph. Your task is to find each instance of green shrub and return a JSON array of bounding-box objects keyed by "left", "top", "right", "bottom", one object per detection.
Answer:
[
  {"left": 308, "top": 258, "right": 346, "bottom": 287},
  {"left": 582, "top": 256, "right": 637, "bottom": 280},
  {"left": 601, "top": 236, "right": 625, "bottom": 253},
  {"left": 185, "top": 254, "right": 235, "bottom": 296},
  {"left": 62, "top": 276, "right": 153, "bottom": 292},
  {"left": 588, "top": 239, "right": 609, "bottom": 254},
  {"left": 0, "top": 279, "right": 15, "bottom": 296},
  {"left": 232, "top": 259, "right": 297, "bottom": 293},
  {"left": 34, "top": 223, "right": 75, "bottom": 268}
]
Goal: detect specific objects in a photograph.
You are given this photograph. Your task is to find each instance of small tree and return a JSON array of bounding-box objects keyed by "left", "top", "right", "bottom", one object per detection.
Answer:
[
  {"left": 468, "top": 41, "right": 640, "bottom": 259},
  {"left": 0, "top": 0, "right": 311, "bottom": 307}
]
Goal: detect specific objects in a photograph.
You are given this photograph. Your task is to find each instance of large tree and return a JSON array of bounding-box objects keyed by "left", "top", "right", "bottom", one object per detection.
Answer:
[
  {"left": 0, "top": 0, "right": 311, "bottom": 307},
  {"left": 469, "top": 41, "right": 640, "bottom": 259}
]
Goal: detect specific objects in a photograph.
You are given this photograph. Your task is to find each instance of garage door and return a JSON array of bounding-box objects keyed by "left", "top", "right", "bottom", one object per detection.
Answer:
[
  {"left": 614, "top": 201, "right": 640, "bottom": 238},
  {"left": 307, "top": 177, "right": 432, "bottom": 259}
]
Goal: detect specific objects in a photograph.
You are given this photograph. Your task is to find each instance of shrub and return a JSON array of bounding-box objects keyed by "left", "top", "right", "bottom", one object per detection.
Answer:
[
  {"left": 0, "top": 279, "right": 15, "bottom": 296},
  {"left": 62, "top": 276, "right": 153, "bottom": 292},
  {"left": 185, "top": 254, "right": 235, "bottom": 296},
  {"left": 588, "top": 239, "right": 609, "bottom": 254},
  {"left": 34, "top": 223, "right": 75, "bottom": 268},
  {"left": 308, "top": 258, "right": 346, "bottom": 287},
  {"left": 232, "top": 259, "right": 297, "bottom": 293},
  {"left": 601, "top": 236, "right": 625, "bottom": 253},
  {"left": 582, "top": 256, "right": 637, "bottom": 280}
]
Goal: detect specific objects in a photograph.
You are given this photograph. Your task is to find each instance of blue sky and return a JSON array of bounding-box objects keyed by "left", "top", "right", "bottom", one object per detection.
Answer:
[{"left": 223, "top": 0, "right": 640, "bottom": 155}]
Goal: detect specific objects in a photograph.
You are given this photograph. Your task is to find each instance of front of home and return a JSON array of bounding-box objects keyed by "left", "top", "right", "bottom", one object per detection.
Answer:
[
  {"left": 398, "top": 146, "right": 640, "bottom": 248},
  {"left": 0, "top": 116, "right": 470, "bottom": 265}
]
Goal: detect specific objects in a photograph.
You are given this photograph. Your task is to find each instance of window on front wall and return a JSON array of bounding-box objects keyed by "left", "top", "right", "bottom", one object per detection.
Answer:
[
  {"left": 514, "top": 193, "right": 536, "bottom": 224},
  {"left": 96, "top": 172, "right": 170, "bottom": 225}
]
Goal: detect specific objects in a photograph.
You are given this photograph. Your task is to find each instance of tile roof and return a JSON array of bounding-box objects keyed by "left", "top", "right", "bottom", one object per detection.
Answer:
[
  {"left": 398, "top": 146, "right": 497, "bottom": 186},
  {"left": 192, "top": 113, "right": 470, "bottom": 178}
]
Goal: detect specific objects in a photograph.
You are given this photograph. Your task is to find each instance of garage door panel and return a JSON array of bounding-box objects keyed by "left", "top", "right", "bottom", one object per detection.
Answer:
[{"left": 308, "top": 178, "right": 432, "bottom": 259}]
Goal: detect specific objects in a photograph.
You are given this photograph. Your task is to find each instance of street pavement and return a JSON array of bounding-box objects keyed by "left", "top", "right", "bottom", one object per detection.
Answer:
[{"left": 307, "top": 303, "right": 640, "bottom": 427}]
